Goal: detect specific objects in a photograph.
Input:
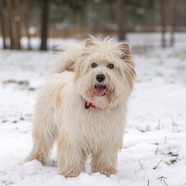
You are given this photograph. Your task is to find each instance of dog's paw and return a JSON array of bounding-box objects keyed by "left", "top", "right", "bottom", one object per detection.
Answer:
[
  {"left": 25, "top": 154, "right": 46, "bottom": 165},
  {"left": 93, "top": 167, "right": 117, "bottom": 177},
  {"left": 59, "top": 169, "right": 81, "bottom": 178}
]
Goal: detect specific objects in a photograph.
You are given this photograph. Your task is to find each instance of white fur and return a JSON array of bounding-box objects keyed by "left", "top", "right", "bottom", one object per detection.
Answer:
[{"left": 25, "top": 37, "right": 135, "bottom": 177}]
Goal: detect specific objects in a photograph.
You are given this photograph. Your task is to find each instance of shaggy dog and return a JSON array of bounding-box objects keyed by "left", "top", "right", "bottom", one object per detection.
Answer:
[{"left": 25, "top": 37, "right": 136, "bottom": 177}]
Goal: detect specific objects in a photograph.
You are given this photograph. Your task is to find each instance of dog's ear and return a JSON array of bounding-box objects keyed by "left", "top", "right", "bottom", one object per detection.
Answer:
[
  {"left": 85, "top": 39, "right": 95, "bottom": 47},
  {"left": 117, "top": 42, "right": 136, "bottom": 91},
  {"left": 117, "top": 42, "right": 131, "bottom": 60}
]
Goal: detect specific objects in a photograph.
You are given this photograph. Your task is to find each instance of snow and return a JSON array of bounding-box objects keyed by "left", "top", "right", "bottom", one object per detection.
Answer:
[{"left": 0, "top": 39, "right": 186, "bottom": 186}]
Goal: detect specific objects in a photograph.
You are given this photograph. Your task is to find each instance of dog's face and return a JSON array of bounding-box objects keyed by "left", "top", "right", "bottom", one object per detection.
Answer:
[{"left": 74, "top": 38, "right": 136, "bottom": 110}]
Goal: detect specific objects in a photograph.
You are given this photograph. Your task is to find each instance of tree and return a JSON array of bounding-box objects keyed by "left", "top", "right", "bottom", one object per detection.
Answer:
[
  {"left": 160, "top": 0, "right": 166, "bottom": 48},
  {"left": 115, "top": 0, "right": 154, "bottom": 41},
  {"left": 116, "top": 0, "right": 126, "bottom": 41},
  {"left": 170, "top": 0, "right": 176, "bottom": 47},
  {"left": 86, "top": 2, "right": 93, "bottom": 33},
  {"left": 14, "top": 0, "right": 21, "bottom": 50},
  {"left": 6, "top": 0, "right": 22, "bottom": 50},
  {"left": 40, "top": 0, "right": 50, "bottom": 50},
  {"left": 0, "top": 0, "right": 7, "bottom": 49},
  {"left": 7, "top": 0, "right": 14, "bottom": 49},
  {"left": 62, "top": 0, "right": 95, "bottom": 38},
  {"left": 23, "top": 0, "right": 31, "bottom": 50}
]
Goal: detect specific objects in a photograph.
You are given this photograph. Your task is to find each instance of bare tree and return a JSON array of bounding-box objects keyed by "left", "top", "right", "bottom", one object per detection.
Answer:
[
  {"left": 86, "top": 2, "right": 93, "bottom": 34},
  {"left": 7, "top": 0, "right": 14, "bottom": 49},
  {"left": 14, "top": 0, "right": 21, "bottom": 50},
  {"left": 0, "top": 0, "right": 7, "bottom": 49},
  {"left": 170, "top": 0, "right": 176, "bottom": 47},
  {"left": 40, "top": 0, "right": 50, "bottom": 51},
  {"left": 160, "top": 0, "right": 166, "bottom": 48},
  {"left": 116, "top": 0, "right": 126, "bottom": 41},
  {"left": 23, "top": 0, "right": 31, "bottom": 49},
  {"left": 75, "top": 11, "right": 82, "bottom": 39}
]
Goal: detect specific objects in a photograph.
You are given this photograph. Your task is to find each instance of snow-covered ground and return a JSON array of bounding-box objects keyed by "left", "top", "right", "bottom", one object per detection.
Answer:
[{"left": 0, "top": 40, "right": 186, "bottom": 186}]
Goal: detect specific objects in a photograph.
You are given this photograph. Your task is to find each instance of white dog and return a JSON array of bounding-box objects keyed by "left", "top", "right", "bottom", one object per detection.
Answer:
[{"left": 25, "top": 37, "right": 135, "bottom": 178}]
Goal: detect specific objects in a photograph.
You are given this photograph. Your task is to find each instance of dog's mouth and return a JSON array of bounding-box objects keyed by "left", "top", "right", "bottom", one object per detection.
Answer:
[{"left": 94, "top": 84, "right": 107, "bottom": 97}]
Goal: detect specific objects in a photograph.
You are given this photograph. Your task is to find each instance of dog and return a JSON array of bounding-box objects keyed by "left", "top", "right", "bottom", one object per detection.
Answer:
[{"left": 25, "top": 36, "right": 136, "bottom": 178}]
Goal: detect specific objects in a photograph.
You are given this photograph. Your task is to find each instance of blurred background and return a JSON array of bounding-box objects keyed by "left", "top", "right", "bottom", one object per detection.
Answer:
[{"left": 0, "top": 0, "right": 186, "bottom": 51}]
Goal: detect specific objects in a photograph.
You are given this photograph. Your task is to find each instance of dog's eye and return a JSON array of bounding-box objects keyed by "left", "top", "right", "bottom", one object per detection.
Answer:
[
  {"left": 91, "top": 63, "right": 97, "bottom": 68},
  {"left": 107, "top": 63, "right": 114, "bottom": 69}
]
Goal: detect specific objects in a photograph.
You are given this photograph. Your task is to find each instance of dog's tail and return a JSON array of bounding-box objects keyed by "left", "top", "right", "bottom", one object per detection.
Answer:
[{"left": 46, "top": 44, "right": 82, "bottom": 77}]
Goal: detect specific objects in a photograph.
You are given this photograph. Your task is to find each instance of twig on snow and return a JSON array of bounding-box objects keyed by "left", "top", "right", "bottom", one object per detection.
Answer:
[
  {"left": 158, "top": 176, "right": 169, "bottom": 186},
  {"left": 155, "top": 146, "right": 159, "bottom": 155},
  {"left": 138, "top": 160, "right": 143, "bottom": 169},
  {"left": 153, "top": 160, "right": 162, "bottom": 170},
  {"left": 170, "top": 114, "right": 180, "bottom": 132},
  {"left": 158, "top": 176, "right": 166, "bottom": 181},
  {"left": 163, "top": 179, "right": 169, "bottom": 186}
]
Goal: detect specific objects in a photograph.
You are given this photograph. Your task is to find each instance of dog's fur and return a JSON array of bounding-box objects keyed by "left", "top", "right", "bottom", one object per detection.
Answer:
[{"left": 25, "top": 37, "right": 135, "bottom": 177}]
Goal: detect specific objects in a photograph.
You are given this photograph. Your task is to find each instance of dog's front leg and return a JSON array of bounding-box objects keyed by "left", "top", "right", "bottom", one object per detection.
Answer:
[
  {"left": 91, "top": 148, "right": 118, "bottom": 177},
  {"left": 57, "top": 129, "right": 86, "bottom": 178}
]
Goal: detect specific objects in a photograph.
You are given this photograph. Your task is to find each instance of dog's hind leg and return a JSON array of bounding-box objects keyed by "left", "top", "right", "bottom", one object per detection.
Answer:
[{"left": 25, "top": 96, "right": 57, "bottom": 164}]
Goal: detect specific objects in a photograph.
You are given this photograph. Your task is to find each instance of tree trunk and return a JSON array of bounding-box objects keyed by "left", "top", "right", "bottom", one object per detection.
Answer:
[
  {"left": 75, "top": 11, "right": 82, "bottom": 39},
  {"left": 23, "top": 0, "right": 31, "bottom": 49},
  {"left": 0, "top": 0, "right": 7, "bottom": 49},
  {"left": 7, "top": 0, "right": 14, "bottom": 49},
  {"left": 150, "top": 3, "right": 155, "bottom": 32},
  {"left": 86, "top": 3, "right": 93, "bottom": 33},
  {"left": 116, "top": 0, "right": 126, "bottom": 41},
  {"left": 40, "top": 0, "right": 50, "bottom": 51},
  {"left": 14, "top": 0, "right": 21, "bottom": 50},
  {"left": 170, "top": 0, "right": 176, "bottom": 47},
  {"left": 160, "top": 0, "right": 166, "bottom": 48}
]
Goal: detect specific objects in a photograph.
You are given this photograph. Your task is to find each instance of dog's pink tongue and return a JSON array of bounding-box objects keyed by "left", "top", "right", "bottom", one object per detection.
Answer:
[{"left": 94, "top": 87, "right": 106, "bottom": 96}]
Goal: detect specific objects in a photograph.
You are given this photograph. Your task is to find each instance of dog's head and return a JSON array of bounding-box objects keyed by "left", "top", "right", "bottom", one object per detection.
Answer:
[{"left": 74, "top": 37, "right": 136, "bottom": 110}]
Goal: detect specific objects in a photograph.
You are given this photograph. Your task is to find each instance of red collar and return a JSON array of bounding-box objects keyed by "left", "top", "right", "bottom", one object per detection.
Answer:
[{"left": 84, "top": 102, "right": 96, "bottom": 109}]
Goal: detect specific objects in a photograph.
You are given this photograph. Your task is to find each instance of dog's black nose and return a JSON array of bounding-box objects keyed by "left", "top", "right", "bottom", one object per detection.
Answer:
[{"left": 96, "top": 74, "right": 105, "bottom": 82}]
